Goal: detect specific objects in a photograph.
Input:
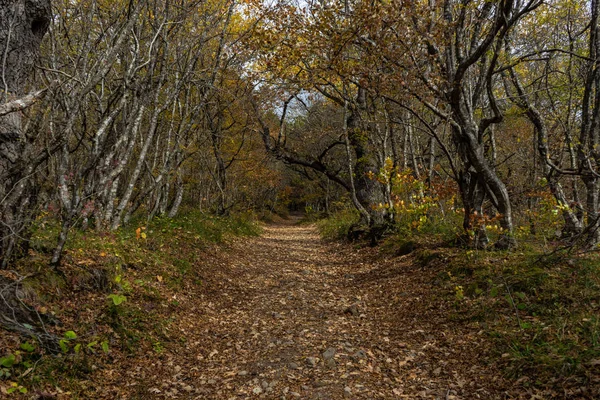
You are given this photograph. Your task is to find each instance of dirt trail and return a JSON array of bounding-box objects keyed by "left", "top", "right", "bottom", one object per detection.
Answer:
[{"left": 134, "top": 219, "right": 507, "bottom": 399}]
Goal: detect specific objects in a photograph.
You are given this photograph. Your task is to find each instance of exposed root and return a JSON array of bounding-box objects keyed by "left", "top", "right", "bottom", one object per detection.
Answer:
[{"left": 0, "top": 274, "right": 61, "bottom": 354}]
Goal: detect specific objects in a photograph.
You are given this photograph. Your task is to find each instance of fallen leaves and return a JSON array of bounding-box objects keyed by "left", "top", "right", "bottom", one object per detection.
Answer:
[
  {"left": 5, "top": 219, "right": 575, "bottom": 399},
  {"left": 136, "top": 226, "right": 147, "bottom": 240}
]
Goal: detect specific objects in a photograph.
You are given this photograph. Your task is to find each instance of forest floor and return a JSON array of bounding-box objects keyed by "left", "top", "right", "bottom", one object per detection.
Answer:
[
  {"left": 4, "top": 216, "right": 593, "bottom": 399},
  {"left": 95, "top": 217, "right": 523, "bottom": 400}
]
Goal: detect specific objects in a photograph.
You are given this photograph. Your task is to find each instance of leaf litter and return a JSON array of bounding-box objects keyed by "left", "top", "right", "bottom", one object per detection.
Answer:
[
  {"left": 110, "top": 219, "right": 517, "bottom": 399},
  {"left": 0, "top": 218, "right": 553, "bottom": 398}
]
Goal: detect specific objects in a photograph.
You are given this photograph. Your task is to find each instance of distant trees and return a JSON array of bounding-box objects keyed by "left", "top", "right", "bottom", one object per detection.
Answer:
[
  {"left": 0, "top": 0, "right": 282, "bottom": 267},
  {"left": 247, "top": 0, "right": 600, "bottom": 248},
  {"left": 3, "top": 0, "right": 600, "bottom": 265}
]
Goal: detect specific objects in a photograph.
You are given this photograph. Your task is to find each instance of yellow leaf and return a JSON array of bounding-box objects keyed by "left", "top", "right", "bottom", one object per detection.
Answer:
[
  {"left": 99, "top": 252, "right": 106, "bottom": 257},
  {"left": 156, "top": 275, "right": 163, "bottom": 282},
  {"left": 141, "top": 232, "right": 147, "bottom": 239}
]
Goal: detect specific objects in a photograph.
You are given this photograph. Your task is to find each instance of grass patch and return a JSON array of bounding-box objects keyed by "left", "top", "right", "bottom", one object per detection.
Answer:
[
  {"left": 444, "top": 248, "right": 600, "bottom": 391},
  {"left": 379, "top": 220, "right": 600, "bottom": 393},
  {"left": 316, "top": 209, "right": 359, "bottom": 241}
]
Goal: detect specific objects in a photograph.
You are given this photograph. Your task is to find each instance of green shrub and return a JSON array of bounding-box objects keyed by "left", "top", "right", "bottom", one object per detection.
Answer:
[{"left": 317, "top": 209, "right": 359, "bottom": 241}]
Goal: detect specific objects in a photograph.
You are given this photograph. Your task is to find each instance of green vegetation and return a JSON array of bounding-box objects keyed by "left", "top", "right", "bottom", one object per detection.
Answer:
[
  {"left": 320, "top": 207, "right": 600, "bottom": 392},
  {"left": 0, "top": 211, "right": 260, "bottom": 396},
  {"left": 444, "top": 249, "right": 600, "bottom": 387},
  {"left": 317, "top": 208, "right": 359, "bottom": 241},
  {"left": 314, "top": 164, "right": 599, "bottom": 391}
]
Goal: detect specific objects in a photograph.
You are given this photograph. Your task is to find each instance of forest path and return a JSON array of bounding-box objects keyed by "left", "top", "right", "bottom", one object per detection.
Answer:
[{"left": 138, "top": 218, "right": 505, "bottom": 399}]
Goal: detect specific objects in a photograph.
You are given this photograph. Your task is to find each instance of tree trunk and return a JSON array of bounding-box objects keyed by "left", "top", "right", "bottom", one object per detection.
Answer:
[
  {"left": 458, "top": 169, "right": 488, "bottom": 248},
  {"left": 168, "top": 173, "right": 184, "bottom": 218},
  {"left": 463, "top": 126, "right": 515, "bottom": 249},
  {"left": 347, "top": 88, "right": 387, "bottom": 228},
  {"left": 0, "top": 0, "right": 51, "bottom": 266}
]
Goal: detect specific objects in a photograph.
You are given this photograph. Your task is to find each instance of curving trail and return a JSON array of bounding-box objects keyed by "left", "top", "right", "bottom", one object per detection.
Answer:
[{"left": 126, "top": 218, "right": 508, "bottom": 399}]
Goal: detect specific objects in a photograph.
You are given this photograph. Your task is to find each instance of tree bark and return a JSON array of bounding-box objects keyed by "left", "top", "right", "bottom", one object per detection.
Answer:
[{"left": 0, "top": 0, "right": 51, "bottom": 266}]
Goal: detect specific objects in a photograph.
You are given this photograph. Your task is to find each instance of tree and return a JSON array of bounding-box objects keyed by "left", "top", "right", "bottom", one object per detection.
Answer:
[
  {"left": 0, "top": 0, "right": 51, "bottom": 267},
  {"left": 505, "top": 0, "right": 600, "bottom": 248}
]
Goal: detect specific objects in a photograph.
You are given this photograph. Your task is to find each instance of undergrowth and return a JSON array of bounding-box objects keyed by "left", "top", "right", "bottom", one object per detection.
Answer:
[
  {"left": 0, "top": 210, "right": 260, "bottom": 396},
  {"left": 446, "top": 250, "right": 600, "bottom": 388},
  {"left": 316, "top": 209, "right": 359, "bottom": 241},
  {"left": 381, "top": 227, "right": 600, "bottom": 394},
  {"left": 317, "top": 199, "right": 600, "bottom": 394}
]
